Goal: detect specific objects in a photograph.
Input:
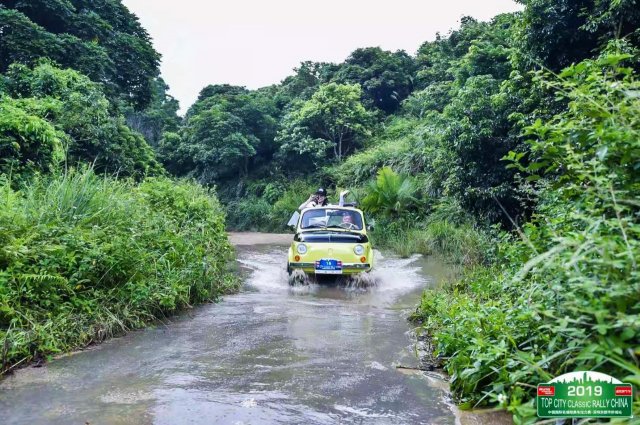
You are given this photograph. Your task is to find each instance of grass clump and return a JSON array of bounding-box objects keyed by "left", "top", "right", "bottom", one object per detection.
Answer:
[
  {"left": 225, "top": 179, "right": 320, "bottom": 232},
  {"left": 374, "top": 220, "right": 493, "bottom": 266},
  {"left": 0, "top": 169, "right": 238, "bottom": 373}
]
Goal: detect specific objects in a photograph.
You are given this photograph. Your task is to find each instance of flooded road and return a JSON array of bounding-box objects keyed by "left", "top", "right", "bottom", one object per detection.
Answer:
[{"left": 0, "top": 234, "right": 462, "bottom": 425}]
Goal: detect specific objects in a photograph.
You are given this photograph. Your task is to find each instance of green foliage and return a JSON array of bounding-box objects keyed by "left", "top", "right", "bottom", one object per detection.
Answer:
[
  {"left": 0, "top": 0, "right": 161, "bottom": 109},
  {"left": 125, "top": 77, "right": 182, "bottom": 147},
  {"left": 333, "top": 47, "right": 416, "bottom": 114},
  {"left": 361, "top": 167, "right": 418, "bottom": 218},
  {"left": 412, "top": 54, "right": 640, "bottom": 422},
  {"left": 416, "top": 15, "right": 515, "bottom": 88},
  {"left": 0, "top": 96, "right": 65, "bottom": 179},
  {"left": 333, "top": 14, "right": 527, "bottom": 225},
  {"left": 1, "top": 62, "right": 162, "bottom": 179},
  {"left": 225, "top": 179, "right": 317, "bottom": 232},
  {"left": 275, "top": 61, "right": 338, "bottom": 107},
  {"left": 271, "top": 180, "right": 319, "bottom": 225},
  {"left": 374, "top": 219, "right": 492, "bottom": 266},
  {"left": 277, "top": 83, "right": 372, "bottom": 164},
  {"left": 164, "top": 85, "right": 279, "bottom": 186},
  {"left": 515, "top": 0, "right": 640, "bottom": 72},
  {"left": 0, "top": 168, "right": 237, "bottom": 372}
]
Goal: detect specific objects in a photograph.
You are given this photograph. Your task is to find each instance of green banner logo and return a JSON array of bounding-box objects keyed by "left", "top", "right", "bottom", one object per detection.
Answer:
[{"left": 537, "top": 371, "right": 633, "bottom": 418}]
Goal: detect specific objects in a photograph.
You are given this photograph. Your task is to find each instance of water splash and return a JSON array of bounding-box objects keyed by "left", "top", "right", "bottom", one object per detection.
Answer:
[
  {"left": 287, "top": 269, "right": 310, "bottom": 287},
  {"left": 343, "top": 272, "right": 379, "bottom": 289}
]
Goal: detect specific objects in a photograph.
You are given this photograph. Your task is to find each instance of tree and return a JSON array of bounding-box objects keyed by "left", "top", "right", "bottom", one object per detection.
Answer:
[
  {"left": 275, "top": 61, "right": 338, "bottom": 108},
  {"left": 174, "top": 107, "right": 258, "bottom": 184},
  {"left": 165, "top": 84, "right": 280, "bottom": 185},
  {"left": 276, "top": 83, "right": 371, "bottom": 163},
  {"left": 333, "top": 47, "right": 416, "bottom": 113},
  {"left": 515, "top": 0, "right": 640, "bottom": 72},
  {"left": 2, "top": 62, "right": 162, "bottom": 178},
  {"left": 415, "top": 16, "right": 489, "bottom": 88},
  {"left": 125, "top": 78, "right": 181, "bottom": 147},
  {"left": 0, "top": 0, "right": 161, "bottom": 109}
]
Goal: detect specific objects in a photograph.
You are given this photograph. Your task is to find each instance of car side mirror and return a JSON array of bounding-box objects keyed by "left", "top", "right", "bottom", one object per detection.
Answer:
[
  {"left": 367, "top": 224, "right": 374, "bottom": 231},
  {"left": 287, "top": 211, "right": 300, "bottom": 229}
]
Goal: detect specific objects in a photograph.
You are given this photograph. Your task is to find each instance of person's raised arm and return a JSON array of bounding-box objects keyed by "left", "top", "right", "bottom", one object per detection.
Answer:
[{"left": 299, "top": 194, "right": 315, "bottom": 210}]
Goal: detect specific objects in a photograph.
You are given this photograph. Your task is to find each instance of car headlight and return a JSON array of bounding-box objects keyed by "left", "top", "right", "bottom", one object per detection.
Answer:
[
  {"left": 354, "top": 244, "right": 365, "bottom": 255},
  {"left": 297, "top": 244, "right": 307, "bottom": 255}
]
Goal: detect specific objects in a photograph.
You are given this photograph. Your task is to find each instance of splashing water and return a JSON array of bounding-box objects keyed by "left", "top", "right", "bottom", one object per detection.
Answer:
[{"left": 288, "top": 269, "right": 310, "bottom": 287}]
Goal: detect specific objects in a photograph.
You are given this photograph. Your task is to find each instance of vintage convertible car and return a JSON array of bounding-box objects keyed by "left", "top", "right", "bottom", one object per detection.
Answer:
[{"left": 287, "top": 206, "right": 373, "bottom": 276}]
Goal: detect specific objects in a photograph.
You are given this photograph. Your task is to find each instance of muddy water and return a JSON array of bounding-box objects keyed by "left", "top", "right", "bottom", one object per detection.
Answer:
[{"left": 0, "top": 234, "right": 463, "bottom": 425}]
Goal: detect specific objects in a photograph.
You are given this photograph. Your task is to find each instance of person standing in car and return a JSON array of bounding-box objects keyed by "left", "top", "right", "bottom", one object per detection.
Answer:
[{"left": 299, "top": 188, "right": 328, "bottom": 210}]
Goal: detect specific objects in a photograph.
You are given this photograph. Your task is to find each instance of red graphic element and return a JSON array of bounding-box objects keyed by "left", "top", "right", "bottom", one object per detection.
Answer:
[
  {"left": 538, "top": 386, "right": 555, "bottom": 396},
  {"left": 615, "top": 386, "right": 632, "bottom": 396}
]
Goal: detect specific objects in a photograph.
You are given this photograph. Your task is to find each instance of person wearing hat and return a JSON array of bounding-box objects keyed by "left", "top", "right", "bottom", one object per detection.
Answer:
[{"left": 299, "top": 188, "right": 329, "bottom": 210}]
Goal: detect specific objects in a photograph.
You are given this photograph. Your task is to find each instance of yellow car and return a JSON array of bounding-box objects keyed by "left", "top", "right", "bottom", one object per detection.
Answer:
[{"left": 287, "top": 206, "right": 374, "bottom": 276}]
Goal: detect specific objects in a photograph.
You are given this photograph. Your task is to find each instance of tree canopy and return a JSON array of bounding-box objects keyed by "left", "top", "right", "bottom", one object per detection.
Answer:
[
  {"left": 0, "top": 0, "right": 160, "bottom": 109},
  {"left": 1, "top": 62, "right": 162, "bottom": 178},
  {"left": 276, "top": 83, "right": 372, "bottom": 164}
]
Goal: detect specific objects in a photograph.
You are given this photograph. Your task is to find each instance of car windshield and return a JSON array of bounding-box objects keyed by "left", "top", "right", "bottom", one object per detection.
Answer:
[{"left": 300, "top": 208, "right": 363, "bottom": 230}]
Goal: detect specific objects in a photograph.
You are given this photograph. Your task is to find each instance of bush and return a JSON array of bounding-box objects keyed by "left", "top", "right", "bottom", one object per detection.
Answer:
[
  {"left": 225, "top": 179, "right": 317, "bottom": 232},
  {"left": 0, "top": 169, "right": 237, "bottom": 373},
  {"left": 225, "top": 196, "right": 275, "bottom": 232},
  {"left": 372, "top": 217, "right": 493, "bottom": 266}
]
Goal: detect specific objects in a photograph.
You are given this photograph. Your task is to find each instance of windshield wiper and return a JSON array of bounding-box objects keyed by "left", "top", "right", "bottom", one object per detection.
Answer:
[
  {"left": 303, "top": 224, "right": 327, "bottom": 229},
  {"left": 325, "top": 226, "right": 361, "bottom": 231}
]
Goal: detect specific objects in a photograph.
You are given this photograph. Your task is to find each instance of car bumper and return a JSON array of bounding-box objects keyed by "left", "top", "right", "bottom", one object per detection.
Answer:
[{"left": 288, "top": 262, "right": 372, "bottom": 274}]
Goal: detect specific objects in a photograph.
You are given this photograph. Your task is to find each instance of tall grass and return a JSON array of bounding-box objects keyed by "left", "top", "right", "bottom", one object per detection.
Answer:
[
  {"left": 225, "top": 179, "right": 318, "bottom": 232},
  {"left": 374, "top": 219, "right": 493, "bottom": 266},
  {"left": 0, "top": 169, "right": 237, "bottom": 373}
]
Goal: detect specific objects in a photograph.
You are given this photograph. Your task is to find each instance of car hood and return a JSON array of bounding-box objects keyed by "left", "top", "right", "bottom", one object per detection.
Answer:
[{"left": 294, "top": 231, "right": 369, "bottom": 243}]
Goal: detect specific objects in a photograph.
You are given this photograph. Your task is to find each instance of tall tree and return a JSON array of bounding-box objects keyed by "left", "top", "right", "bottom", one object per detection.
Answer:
[
  {"left": 161, "top": 84, "right": 279, "bottom": 185},
  {"left": 276, "top": 83, "right": 371, "bottom": 163},
  {"left": 333, "top": 47, "right": 416, "bottom": 114},
  {"left": 0, "top": 0, "right": 160, "bottom": 109},
  {"left": 2, "top": 62, "right": 162, "bottom": 178},
  {"left": 515, "top": 0, "right": 640, "bottom": 71},
  {"left": 125, "top": 78, "right": 181, "bottom": 147}
]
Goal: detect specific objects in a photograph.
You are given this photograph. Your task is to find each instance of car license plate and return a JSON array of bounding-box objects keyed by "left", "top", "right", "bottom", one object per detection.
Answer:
[{"left": 315, "top": 259, "right": 342, "bottom": 274}]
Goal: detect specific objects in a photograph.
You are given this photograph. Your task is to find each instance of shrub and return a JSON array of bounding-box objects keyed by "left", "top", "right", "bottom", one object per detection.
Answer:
[
  {"left": 0, "top": 96, "right": 65, "bottom": 180},
  {"left": 225, "top": 196, "right": 275, "bottom": 232},
  {"left": 361, "top": 167, "right": 419, "bottom": 218}
]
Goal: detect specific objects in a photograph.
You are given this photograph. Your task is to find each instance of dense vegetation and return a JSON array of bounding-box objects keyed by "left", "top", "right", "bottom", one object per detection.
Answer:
[
  {"left": 146, "top": 1, "right": 639, "bottom": 422},
  {"left": 413, "top": 54, "right": 640, "bottom": 420},
  {"left": 1, "top": 0, "right": 638, "bottom": 422},
  {"left": 0, "top": 170, "right": 236, "bottom": 372},
  {"left": 0, "top": 0, "right": 233, "bottom": 373}
]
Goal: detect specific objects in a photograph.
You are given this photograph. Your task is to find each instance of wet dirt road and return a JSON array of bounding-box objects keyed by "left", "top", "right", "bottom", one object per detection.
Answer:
[{"left": 0, "top": 233, "right": 466, "bottom": 425}]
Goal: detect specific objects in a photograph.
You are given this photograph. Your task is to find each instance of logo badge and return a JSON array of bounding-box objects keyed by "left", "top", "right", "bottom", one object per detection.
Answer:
[{"left": 537, "top": 371, "right": 633, "bottom": 419}]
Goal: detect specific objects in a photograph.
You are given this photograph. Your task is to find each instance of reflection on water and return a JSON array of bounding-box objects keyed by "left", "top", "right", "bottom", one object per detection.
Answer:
[{"left": 0, "top": 240, "right": 458, "bottom": 425}]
